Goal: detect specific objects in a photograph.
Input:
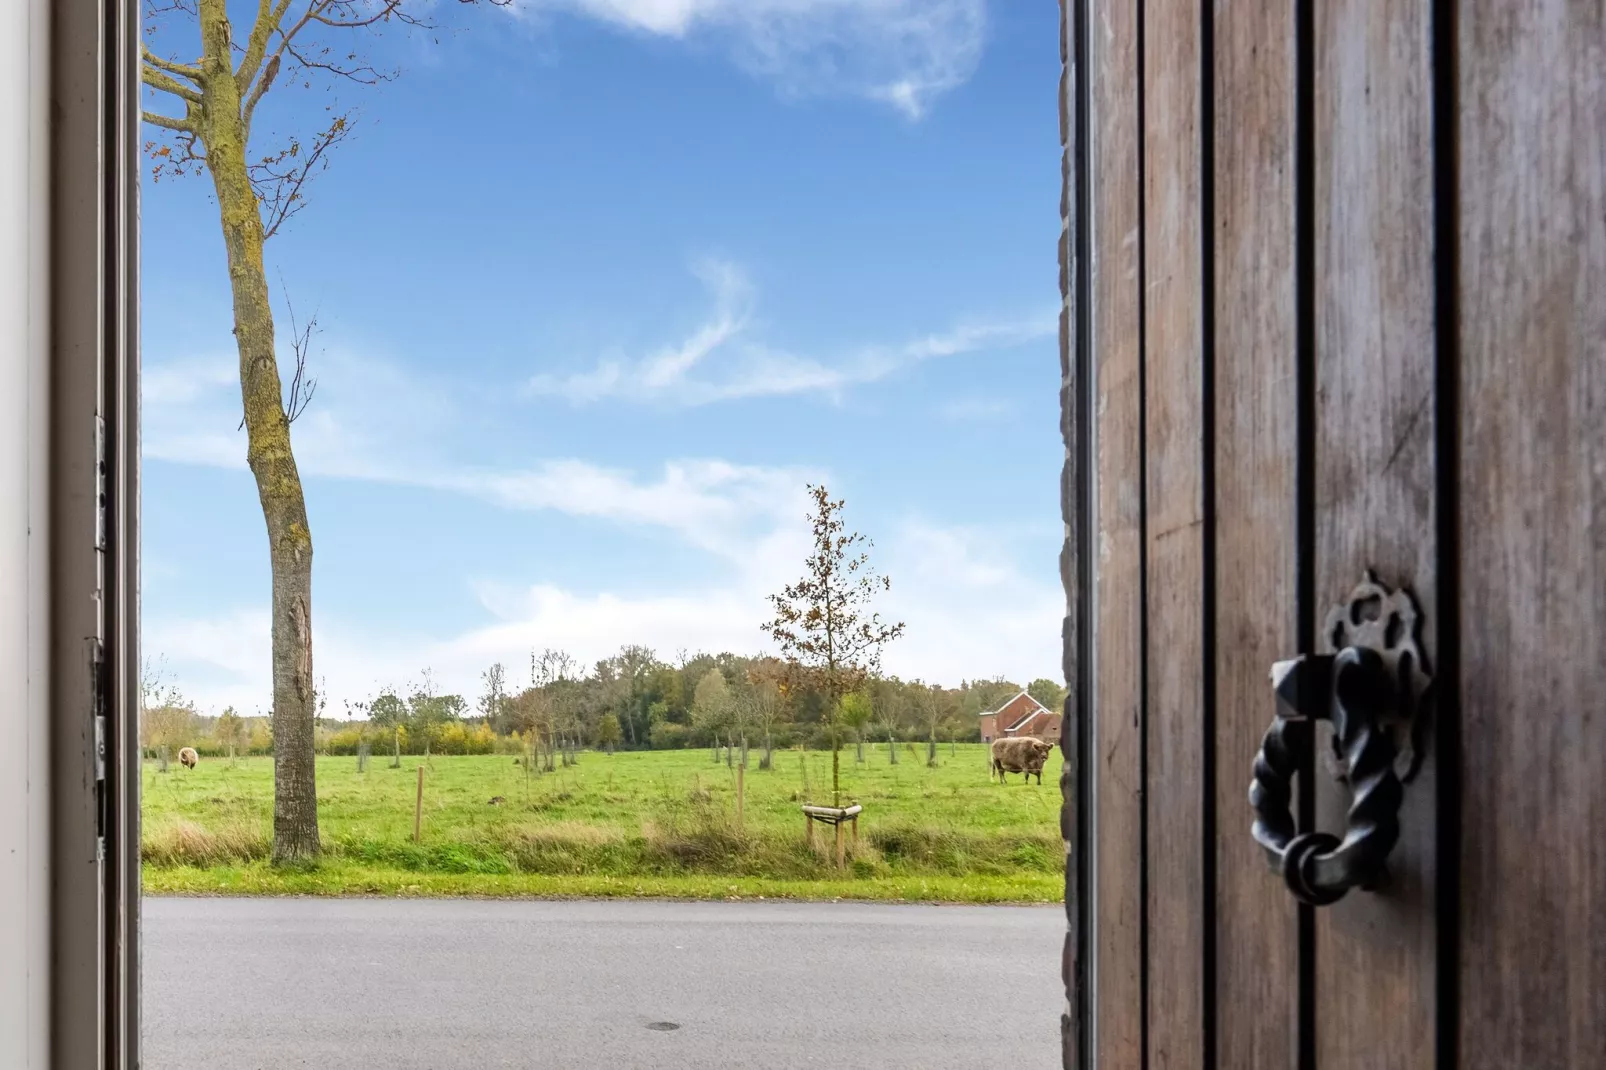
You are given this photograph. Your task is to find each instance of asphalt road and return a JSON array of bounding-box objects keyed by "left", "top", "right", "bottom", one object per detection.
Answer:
[{"left": 142, "top": 896, "right": 1064, "bottom": 1069}]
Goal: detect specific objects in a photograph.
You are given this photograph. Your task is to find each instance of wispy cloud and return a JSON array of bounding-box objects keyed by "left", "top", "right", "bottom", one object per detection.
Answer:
[
  {"left": 527, "top": 258, "right": 1055, "bottom": 408},
  {"left": 141, "top": 347, "right": 820, "bottom": 563},
  {"left": 437, "top": 457, "right": 819, "bottom": 566},
  {"left": 527, "top": 258, "right": 755, "bottom": 405},
  {"left": 516, "top": 0, "right": 988, "bottom": 119}
]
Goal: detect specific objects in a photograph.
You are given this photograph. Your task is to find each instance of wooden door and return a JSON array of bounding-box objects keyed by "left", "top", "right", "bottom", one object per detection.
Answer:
[{"left": 1055, "top": 1, "right": 1605, "bottom": 1067}]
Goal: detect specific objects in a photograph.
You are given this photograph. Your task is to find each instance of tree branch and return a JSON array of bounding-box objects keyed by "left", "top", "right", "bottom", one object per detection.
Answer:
[
  {"left": 235, "top": 0, "right": 299, "bottom": 95},
  {"left": 141, "top": 63, "right": 204, "bottom": 104},
  {"left": 141, "top": 43, "right": 204, "bottom": 83},
  {"left": 240, "top": 1, "right": 337, "bottom": 132},
  {"left": 311, "top": 0, "right": 412, "bottom": 29},
  {"left": 241, "top": 51, "right": 283, "bottom": 132},
  {"left": 141, "top": 109, "right": 196, "bottom": 134},
  {"left": 251, "top": 111, "right": 353, "bottom": 240},
  {"left": 280, "top": 281, "right": 320, "bottom": 425}
]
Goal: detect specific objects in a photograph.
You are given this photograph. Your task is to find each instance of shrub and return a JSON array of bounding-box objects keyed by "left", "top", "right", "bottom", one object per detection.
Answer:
[{"left": 649, "top": 722, "right": 690, "bottom": 750}]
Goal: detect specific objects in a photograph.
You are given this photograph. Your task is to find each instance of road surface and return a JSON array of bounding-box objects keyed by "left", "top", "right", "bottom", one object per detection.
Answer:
[{"left": 143, "top": 896, "right": 1064, "bottom": 1069}]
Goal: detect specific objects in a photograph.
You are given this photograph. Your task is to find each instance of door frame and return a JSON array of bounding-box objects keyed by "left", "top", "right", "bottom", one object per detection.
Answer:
[
  {"left": 1057, "top": 0, "right": 1093, "bottom": 1067},
  {"left": 1, "top": 0, "right": 141, "bottom": 1066},
  {"left": 11, "top": 2, "right": 1093, "bottom": 1066}
]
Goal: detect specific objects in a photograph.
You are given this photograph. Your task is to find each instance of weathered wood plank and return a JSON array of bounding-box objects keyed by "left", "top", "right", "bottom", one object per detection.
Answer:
[
  {"left": 1090, "top": 0, "right": 1146, "bottom": 1064},
  {"left": 1456, "top": 3, "right": 1606, "bottom": 1067},
  {"left": 1211, "top": 0, "right": 1302, "bottom": 1065},
  {"left": 1313, "top": 3, "right": 1438, "bottom": 1067},
  {"left": 1141, "top": 0, "right": 1206, "bottom": 1065}
]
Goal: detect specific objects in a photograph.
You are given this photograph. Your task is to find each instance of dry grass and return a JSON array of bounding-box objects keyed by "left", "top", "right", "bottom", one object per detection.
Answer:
[{"left": 143, "top": 818, "right": 270, "bottom": 868}]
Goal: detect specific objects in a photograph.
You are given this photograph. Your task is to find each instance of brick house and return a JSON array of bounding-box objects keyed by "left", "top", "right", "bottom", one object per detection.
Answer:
[{"left": 977, "top": 690, "right": 1061, "bottom": 744}]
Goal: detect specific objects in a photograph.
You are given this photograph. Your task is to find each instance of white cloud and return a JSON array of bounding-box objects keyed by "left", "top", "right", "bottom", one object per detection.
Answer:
[
  {"left": 142, "top": 346, "right": 457, "bottom": 477},
  {"left": 140, "top": 310, "right": 1063, "bottom": 716},
  {"left": 527, "top": 258, "right": 1055, "bottom": 408},
  {"left": 517, "top": 0, "right": 987, "bottom": 119},
  {"left": 147, "top": 513, "right": 1063, "bottom": 715},
  {"left": 439, "top": 457, "right": 819, "bottom": 565}
]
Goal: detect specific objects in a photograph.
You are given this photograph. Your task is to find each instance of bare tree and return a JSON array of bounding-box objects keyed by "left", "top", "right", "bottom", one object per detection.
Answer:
[
  {"left": 871, "top": 680, "right": 906, "bottom": 765},
  {"left": 530, "top": 649, "right": 579, "bottom": 768},
  {"left": 614, "top": 644, "right": 657, "bottom": 748},
  {"left": 215, "top": 706, "right": 247, "bottom": 763},
  {"left": 478, "top": 663, "right": 508, "bottom": 730},
  {"left": 744, "top": 660, "right": 785, "bottom": 770},
  {"left": 140, "top": 0, "right": 507, "bottom": 863},
  {"left": 763, "top": 484, "right": 904, "bottom": 807},
  {"left": 915, "top": 682, "right": 952, "bottom": 767}
]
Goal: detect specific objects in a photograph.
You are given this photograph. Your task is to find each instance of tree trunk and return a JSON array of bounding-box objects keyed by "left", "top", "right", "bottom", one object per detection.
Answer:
[
  {"left": 832, "top": 724, "right": 841, "bottom": 807},
  {"left": 761, "top": 731, "right": 773, "bottom": 770},
  {"left": 198, "top": 1, "right": 318, "bottom": 864},
  {"left": 887, "top": 731, "right": 898, "bottom": 765}
]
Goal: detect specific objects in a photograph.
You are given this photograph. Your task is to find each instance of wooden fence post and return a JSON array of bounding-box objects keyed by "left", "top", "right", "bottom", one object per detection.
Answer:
[
  {"left": 834, "top": 820, "right": 844, "bottom": 869},
  {"left": 413, "top": 765, "right": 425, "bottom": 843},
  {"left": 737, "top": 763, "right": 745, "bottom": 833}
]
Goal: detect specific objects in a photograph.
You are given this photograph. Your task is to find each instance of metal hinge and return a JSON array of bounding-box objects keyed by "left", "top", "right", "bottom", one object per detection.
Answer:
[
  {"left": 93, "top": 414, "right": 109, "bottom": 860},
  {"left": 91, "top": 636, "right": 108, "bottom": 860},
  {"left": 95, "top": 414, "right": 108, "bottom": 552}
]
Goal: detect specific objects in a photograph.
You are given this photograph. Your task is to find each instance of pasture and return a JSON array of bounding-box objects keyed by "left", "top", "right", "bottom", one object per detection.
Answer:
[{"left": 141, "top": 744, "right": 1065, "bottom": 903}]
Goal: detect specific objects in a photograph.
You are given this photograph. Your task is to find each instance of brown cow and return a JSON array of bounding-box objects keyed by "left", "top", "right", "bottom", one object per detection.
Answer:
[
  {"left": 177, "top": 747, "right": 199, "bottom": 770},
  {"left": 990, "top": 736, "right": 1054, "bottom": 785}
]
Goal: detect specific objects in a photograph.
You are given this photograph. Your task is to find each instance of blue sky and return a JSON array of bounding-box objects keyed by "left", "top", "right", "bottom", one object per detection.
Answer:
[{"left": 140, "top": 0, "right": 1065, "bottom": 716}]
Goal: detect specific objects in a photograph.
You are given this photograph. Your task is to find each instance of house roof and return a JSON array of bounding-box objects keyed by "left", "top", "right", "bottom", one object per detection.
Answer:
[
  {"left": 1010, "top": 708, "right": 1051, "bottom": 729},
  {"left": 977, "top": 690, "right": 1055, "bottom": 732}
]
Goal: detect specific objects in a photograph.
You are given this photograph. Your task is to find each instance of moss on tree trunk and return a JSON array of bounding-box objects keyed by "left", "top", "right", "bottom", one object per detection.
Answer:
[{"left": 198, "top": 0, "right": 318, "bottom": 863}]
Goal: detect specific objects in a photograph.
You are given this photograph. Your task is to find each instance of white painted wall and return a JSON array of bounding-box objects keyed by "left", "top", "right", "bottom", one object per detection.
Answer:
[{"left": 0, "top": 0, "right": 51, "bottom": 1065}]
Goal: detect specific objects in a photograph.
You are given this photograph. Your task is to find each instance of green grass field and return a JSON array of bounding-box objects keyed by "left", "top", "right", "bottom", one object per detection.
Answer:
[{"left": 141, "top": 744, "right": 1065, "bottom": 904}]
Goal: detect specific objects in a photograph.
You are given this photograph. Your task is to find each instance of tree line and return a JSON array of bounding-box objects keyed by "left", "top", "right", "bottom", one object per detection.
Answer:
[{"left": 141, "top": 649, "right": 1069, "bottom": 768}]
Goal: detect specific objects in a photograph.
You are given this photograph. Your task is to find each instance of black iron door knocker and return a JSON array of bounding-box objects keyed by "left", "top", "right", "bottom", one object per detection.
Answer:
[{"left": 1250, "top": 572, "right": 1432, "bottom": 906}]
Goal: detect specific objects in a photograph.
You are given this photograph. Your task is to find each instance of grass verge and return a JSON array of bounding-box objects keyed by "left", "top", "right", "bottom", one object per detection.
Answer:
[{"left": 144, "top": 863, "right": 1062, "bottom": 904}]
